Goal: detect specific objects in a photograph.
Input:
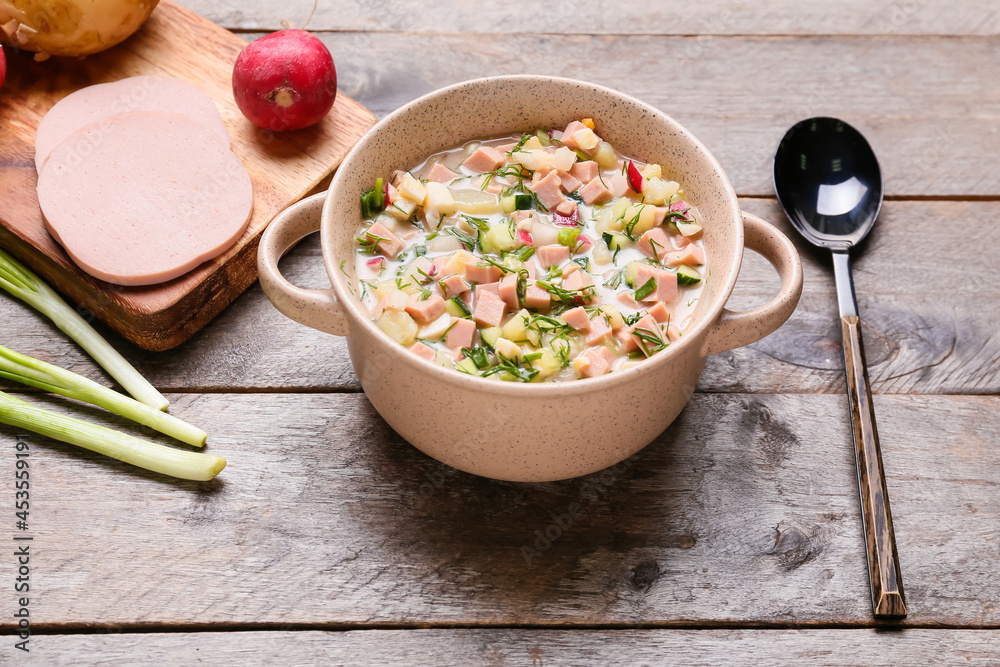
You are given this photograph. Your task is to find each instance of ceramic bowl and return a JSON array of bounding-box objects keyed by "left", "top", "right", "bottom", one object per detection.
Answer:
[{"left": 258, "top": 75, "right": 802, "bottom": 482}]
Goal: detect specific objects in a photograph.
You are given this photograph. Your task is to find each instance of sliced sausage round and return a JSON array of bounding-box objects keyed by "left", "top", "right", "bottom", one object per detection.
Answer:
[
  {"left": 37, "top": 111, "right": 253, "bottom": 287},
  {"left": 34, "top": 75, "right": 231, "bottom": 172}
]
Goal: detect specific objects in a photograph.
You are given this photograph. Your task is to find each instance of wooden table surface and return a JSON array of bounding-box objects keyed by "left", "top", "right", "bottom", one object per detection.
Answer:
[{"left": 2, "top": 1, "right": 999, "bottom": 664}]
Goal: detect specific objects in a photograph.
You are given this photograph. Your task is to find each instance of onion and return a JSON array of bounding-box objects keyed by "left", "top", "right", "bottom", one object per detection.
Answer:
[{"left": 0, "top": 0, "right": 159, "bottom": 58}]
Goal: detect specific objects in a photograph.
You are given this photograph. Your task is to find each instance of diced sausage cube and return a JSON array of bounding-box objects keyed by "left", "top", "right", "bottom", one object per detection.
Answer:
[
  {"left": 562, "top": 269, "right": 594, "bottom": 291},
  {"left": 635, "top": 265, "right": 678, "bottom": 303},
  {"left": 559, "top": 121, "right": 589, "bottom": 149},
  {"left": 536, "top": 244, "right": 570, "bottom": 269},
  {"left": 463, "top": 146, "right": 505, "bottom": 174},
  {"left": 523, "top": 280, "right": 551, "bottom": 309},
  {"left": 439, "top": 274, "right": 469, "bottom": 298},
  {"left": 608, "top": 172, "right": 629, "bottom": 198},
  {"left": 584, "top": 315, "right": 612, "bottom": 345},
  {"left": 638, "top": 227, "right": 672, "bottom": 261},
  {"left": 426, "top": 163, "right": 459, "bottom": 183},
  {"left": 562, "top": 306, "right": 592, "bottom": 331},
  {"left": 408, "top": 341, "right": 437, "bottom": 362},
  {"left": 573, "top": 346, "right": 615, "bottom": 378},
  {"left": 405, "top": 294, "right": 447, "bottom": 324},
  {"left": 627, "top": 314, "right": 667, "bottom": 357},
  {"left": 579, "top": 177, "right": 613, "bottom": 205},
  {"left": 530, "top": 170, "right": 565, "bottom": 210},
  {"left": 555, "top": 199, "right": 577, "bottom": 216},
  {"left": 475, "top": 281, "right": 501, "bottom": 299},
  {"left": 443, "top": 317, "right": 476, "bottom": 351},
  {"left": 647, "top": 301, "right": 672, "bottom": 323},
  {"left": 557, "top": 170, "right": 582, "bottom": 193},
  {"left": 499, "top": 273, "right": 519, "bottom": 311},
  {"left": 473, "top": 289, "right": 506, "bottom": 327},
  {"left": 366, "top": 221, "right": 404, "bottom": 259},
  {"left": 664, "top": 244, "right": 706, "bottom": 267},
  {"left": 570, "top": 160, "right": 599, "bottom": 184},
  {"left": 465, "top": 261, "right": 503, "bottom": 284}
]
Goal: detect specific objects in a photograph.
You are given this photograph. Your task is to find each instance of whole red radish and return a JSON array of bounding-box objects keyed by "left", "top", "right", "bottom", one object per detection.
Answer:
[
  {"left": 1, "top": 45, "right": 6, "bottom": 92},
  {"left": 232, "top": 29, "right": 336, "bottom": 131}
]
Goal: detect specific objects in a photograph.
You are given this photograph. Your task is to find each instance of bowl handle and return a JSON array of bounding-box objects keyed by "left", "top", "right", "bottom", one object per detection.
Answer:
[
  {"left": 257, "top": 192, "right": 350, "bottom": 337},
  {"left": 704, "top": 211, "right": 803, "bottom": 355}
]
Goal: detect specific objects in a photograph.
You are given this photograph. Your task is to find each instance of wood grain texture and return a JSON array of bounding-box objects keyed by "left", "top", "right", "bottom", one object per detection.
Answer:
[
  {"left": 0, "top": 1, "right": 376, "bottom": 351},
  {"left": 3, "top": 199, "right": 995, "bottom": 394},
  {"left": 178, "top": 0, "right": 1000, "bottom": 36},
  {"left": 842, "top": 314, "right": 906, "bottom": 618},
  {"left": 26, "top": 629, "right": 1000, "bottom": 666},
  {"left": 312, "top": 31, "right": 1000, "bottom": 197},
  {"left": 1, "top": 391, "right": 997, "bottom": 628}
]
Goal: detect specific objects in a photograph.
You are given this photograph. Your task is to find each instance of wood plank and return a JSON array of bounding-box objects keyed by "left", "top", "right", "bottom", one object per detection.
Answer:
[
  {"left": 313, "top": 31, "right": 1000, "bottom": 197},
  {"left": 1, "top": 391, "right": 997, "bottom": 627},
  {"left": 178, "top": 0, "right": 1000, "bottom": 36},
  {"left": 4, "top": 200, "right": 996, "bottom": 394},
  {"left": 28, "top": 629, "right": 1000, "bottom": 665},
  {"left": 0, "top": 1, "right": 376, "bottom": 351}
]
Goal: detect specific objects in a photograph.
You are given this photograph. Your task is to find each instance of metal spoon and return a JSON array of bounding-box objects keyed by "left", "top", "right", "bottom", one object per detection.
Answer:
[{"left": 773, "top": 117, "right": 906, "bottom": 618}]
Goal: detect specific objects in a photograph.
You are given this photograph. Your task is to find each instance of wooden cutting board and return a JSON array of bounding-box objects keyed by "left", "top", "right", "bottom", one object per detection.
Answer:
[{"left": 0, "top": 1, "right": 376, "bottom": 351}]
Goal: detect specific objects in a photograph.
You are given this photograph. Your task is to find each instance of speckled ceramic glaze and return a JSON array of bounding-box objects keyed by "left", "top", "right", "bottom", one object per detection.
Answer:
[{"left": 259, "top": 76, "right": 803, "bottom": 482}]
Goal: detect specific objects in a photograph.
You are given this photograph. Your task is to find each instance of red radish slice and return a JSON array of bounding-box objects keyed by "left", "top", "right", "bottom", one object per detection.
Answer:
[
  {"left": 517, "top": 229, "right": 533, "bottom": 245},
  {"left": 37, "top": 111, "right": 253, "bottom": 286},
  {"left": 626, "top": 160, "right": 643, "bottom": 194},
  {"left": 553, "top": 205, "right": 579, "bottom": 226},
  {"left": 33, "top": 76, "right": 230, "bottom": 173}
]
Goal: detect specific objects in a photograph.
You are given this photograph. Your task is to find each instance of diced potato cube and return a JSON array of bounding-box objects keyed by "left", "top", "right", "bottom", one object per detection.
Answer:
[
  {"left": 377, "top": 310, "right": 418, "bottom": 346},
  {"left": 502, "top": 309, "right": 531, "bottom": 342},
  {"left": 385, "top": 197, "right": 417, "bottom": 220},
  {"left": 425, "top": 182, "right": 457, "bottom": 217},
  {"left": 433, "top": 350, "right": 455, "bottom": 368},
  {"left": 572, "top": 128, "right": 600, "bottom": 152},
  {"left": 419, "top": 312, "right": 453, "bottom": 340},
  {"left": 643, "top": 178, "right": 679, "bottom": 205},
  {"left": 551, "top": 146, "right": 577, "bottom": 172},
  {"left": 494, "top": 337, "right": 523, "bottom": 361},
  {"left": 452, "top": 188, "right": 502, "bottom": 214},
  {"left": 513, "top": 149, "right": 552, "bottom": 171},
  {"left": 597, "top": 305, "right": 625, "bottom": 331},
  {"left": 677, "top": 221, "right": 704, "bottom": 237},
  {"left": 640, "top": 164, "right": 662, "bottom": 180},
  {"left": 530, "top": 348, "right": 563, "bottom": 381},
  {"left": 592, "top": 141, "right": 617, "bottom": 169},
  {"left": 442, "top": 249, "right": 476, "bottom": 277},
  {"left": 397, "top": 173, "right": 428, "bottom": 204},
  {"left": 624, "top": 204, "right": 657, "bottom": 236},
  {"left": 522, "top": 136, "right": 544, "bottom": 151}
]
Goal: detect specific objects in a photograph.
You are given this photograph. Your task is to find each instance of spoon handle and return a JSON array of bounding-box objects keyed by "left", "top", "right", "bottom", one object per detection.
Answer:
[{"left": 841, "top": 315, "right": 907, "bottom": 618}]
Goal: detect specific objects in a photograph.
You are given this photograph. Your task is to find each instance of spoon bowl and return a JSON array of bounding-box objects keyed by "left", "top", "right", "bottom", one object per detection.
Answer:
[{"left": 773, "top": 117, "right": 883, "bottom": 250}]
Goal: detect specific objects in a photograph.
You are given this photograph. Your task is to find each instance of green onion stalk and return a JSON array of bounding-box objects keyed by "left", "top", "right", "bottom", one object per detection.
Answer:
[
  {"left": 0, "top": 346, "right": 206, "bottom": 447},
  {"left": 0, "top": 249, "right": 168, "bottom": 411},
  {"left": 0, "top": 392, "right": 225, "bottom": 481}
]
